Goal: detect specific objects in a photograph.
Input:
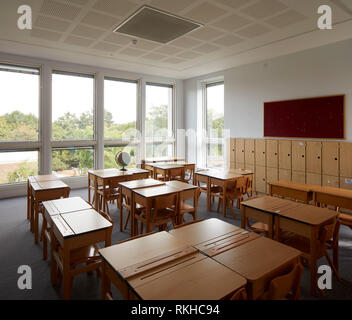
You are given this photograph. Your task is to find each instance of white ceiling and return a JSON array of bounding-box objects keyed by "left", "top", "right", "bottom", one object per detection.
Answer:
[{"left": 0, "top": 0, "right": 351, "bottom": 79}]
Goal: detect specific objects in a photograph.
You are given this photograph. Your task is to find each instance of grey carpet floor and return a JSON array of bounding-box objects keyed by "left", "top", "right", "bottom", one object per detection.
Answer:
[{"left": 1, "top": 188, "right": 352, "bottom": 300}]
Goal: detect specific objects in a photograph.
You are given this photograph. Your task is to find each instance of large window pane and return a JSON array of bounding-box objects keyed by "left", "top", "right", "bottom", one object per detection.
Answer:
[
  {"left": 206, "top": 82, "right": 224, "bottom": 168},
  {"left": 0, "top": 64, "right": 39, "bottom": 141},
  {"left": 52, "top": 147, "right": 93, "bottom": 177},
  {"left": 104, "top": 78, "right": 137, "bottom": 139},
  {"left": 104, "top": 145, "right": 136, "bottom": 169},
  {"left": 145, "top": 83, "right": 174, "bottom": 158},
  {"left": 52, "top": 71, "right": 94, "bottom": 140},
  {"left": 0, "top": 151, "right": 38, "bottom": 184}
]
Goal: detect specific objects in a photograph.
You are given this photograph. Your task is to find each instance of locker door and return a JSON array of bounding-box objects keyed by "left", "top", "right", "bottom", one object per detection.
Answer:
[
  {"left": 245, "top": 139, "right": 255, "bottom": 166},
  {"left": 255, "top": 139, "right": 266, "bottom": 167},
  {"left": 292, "top": 141, "right": 306, "bottom": 172},
  {"left": 306, "top": 141, "right": 322, "bottom": 174},
  {"left": 340, "top": 177, "right": 352, "bottom": 190},
  {"left": 230, "top": 138, "right": 236, "bottom": 168},
  {"left": 235, "top": 138, "right": 245, "bottom": 165},
  {"left": 255, "top": 165, "right": 266, "bottom": 194},
  {"left": 322, "top": 142, "right": 339, "bottom": 176},
  {"left": 267, "top": 167, "right": 278, "bottom": 184},
  {"left": 340, "top": 142, "right": 352, "bottom": 177},
  {"left": 292, "top": 171, "right": 306, "bottom": 184},
  {"left": 279, "top": 169, "right": 291, "bottom": 181},
  {"left": 279, "top": 140, "right": 292, "bottom": 170},
  {"left": 306, "top": 173, "right": 321, "bottom": 186},
  {"left": 323, "top": 175, "right": 339, "bottom": 188},
  {"left": 266, "top": 140, "right": 278, "bottom": 168}
]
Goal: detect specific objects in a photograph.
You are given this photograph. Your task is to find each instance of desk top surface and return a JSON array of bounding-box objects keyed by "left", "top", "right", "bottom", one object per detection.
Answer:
[
  {"left": 133, "top": 185, "right": 180, "bottom": 198},
  {"left": 30, "top": 180, "right": 69, "bottom": 191},
  {"left": 30, "top": 174, "right": 60, "bottom": 182},
  {"left": 169, "top": 218, "right": 241, "bottom": 246},
  {"left": 88, "top": 168, "right": 149, "bottom": 178},
  {"left": 213, "top": 236, "right": 301, "bottom": 282},
  {"left": 145, "top": 157, "right": 185, "bottom": 163},
  {"left": 152, "top": 163, "right": 187, "bottom": 170},
  {"left": 119, "top": 178, "right": 165, "bottom": 190},
  {"left": 196, "top": 169, "right": 253, "bottom": 180},
  {"left": 43, "top": 197, "right": 91, "bottom": 216},
  {"left": 165, "top": 180, "right": 198, "bottom": 191}
]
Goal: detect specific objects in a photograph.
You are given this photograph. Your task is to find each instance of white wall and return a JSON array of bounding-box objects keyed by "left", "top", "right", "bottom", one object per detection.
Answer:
[{"left": 184, "top": 39, "right": 352, "bottom": 162}]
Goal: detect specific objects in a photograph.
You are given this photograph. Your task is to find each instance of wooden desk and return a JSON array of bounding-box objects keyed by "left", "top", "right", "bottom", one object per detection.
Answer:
[
  {"left": 195, "top": 169, "right": 254, "bottom": 216},
  {"left": 99, "top": 231, "right": 246, "bottom": 300},
  {"left": 313, "top": 186, "right": 352, "bottom": 211},
  {"left": 213, "top": 236, "right": 301, "bottom": 299},
  {"left": 150, "top": 162, "right": 196, "bottom": 183},
  {"left": 119, "top": 179, "right": 166, "bottom": 232},
  {"left": 30, "top": 180, "right": 70, "bottom": 244},
  {"left": 268, "top": 180, "right": 314, "bottom": 204},
  {"left": 170, "top": 218, "right": 259, "bottom": 257},
  {"left": 88, "top": 168, "right": 149, "bottom": 211},
  {"left": 50, "top": 208, "right": 112, "bottom": 299}
]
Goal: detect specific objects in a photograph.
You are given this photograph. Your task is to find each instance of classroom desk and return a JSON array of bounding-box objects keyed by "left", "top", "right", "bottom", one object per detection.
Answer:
[
  {"left": 119, "top": 179, "right": 165, "bottom": 232},
  {"left": 50, "top": 208, "right": 112, "bottom": 300},
  {"left": 195, "top": 169, "right": 254, "bottom": 216},
  {"left": 268, "top": 180, "right": 314, "bottom": 204},
  {"left": 88, "top": 168, "right": 149, "bottom": 211},
  {"left": 30, "top": 180, "right": 70, "bottom": 244},
  {"left": 213, "top": 236, "right": 301, "bottom": 300},
  {"left": 98, "top": 231, "right": 247, "bottom": 300},
  {"left": 144, "top": 157, "right": 185, "bottom": 163},
  {"left": 148, "top": 162, "right": 196, "bottom": 183},
  {"left": 313, "top": 186, "right": 352, "bottom": 211}
]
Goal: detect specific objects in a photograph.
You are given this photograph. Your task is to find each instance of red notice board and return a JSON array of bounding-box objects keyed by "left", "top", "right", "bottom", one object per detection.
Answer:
[{"left": 264, "top": 95, "right": 345, "bottom": 139}]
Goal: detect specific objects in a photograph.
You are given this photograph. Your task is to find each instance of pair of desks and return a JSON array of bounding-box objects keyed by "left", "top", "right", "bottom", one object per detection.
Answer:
[
  {"left": 195, "top": 169, "right": 254, "bottom": 216},
  {"left": 42, "top": 196, "right": 112, "bottom": 300},
  {"left": 241, "top": 196, "right": 337, "bottom": 296},
  {"left": 27, "top": 174, "right": 70, "bottom": 244},
  {"left": 119, "top": 179, "right": 198, "bottom": 236},
  {"left": 99, "top": 218, "right": 301, "bottom": 300}
]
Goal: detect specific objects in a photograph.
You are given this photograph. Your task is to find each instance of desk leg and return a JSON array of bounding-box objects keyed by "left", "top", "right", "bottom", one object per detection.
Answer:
[
  {"left": 119, "top": 190, "right": 123, "bottom": 232},
  {"left": 63, "top": 246, "right": 71, "bottom": 300},
  {"left": 50, "top": 229, "right": 57, "bottom": 286},
  {"left": 222, "top": 181, "right": 227, "bottom": 217},
  {"left": 309, "top": 227, "right": 318, "bottom": 297},
  {"left": 34, "top": 200, "right": 39, "bottom": 244},
  {"left": 146, "top": 207, "right": 151, "bottom": 233},
  {"left": 94, "top": 179, "right": 98, "bottom": 210},
  {"left": 30, "top": 194, "right": 34, "bottom": 232},
  {"left": 130, "top": 193, "right": 135, "bottom": 237},
  {"left": 207, "top": 177, "right": 211, "bottom": 211},
  {"left": 27, "top": 180, "right": 30, "bottom": 220},
  {"left": 101, "top": 261, "right": 111, "bottom": 300},
  {"left": 241, "top": 206, "right": 246, "bottom": 229},
  {"left": 274, "top": 216, "right": 280, "bottom": 241}
]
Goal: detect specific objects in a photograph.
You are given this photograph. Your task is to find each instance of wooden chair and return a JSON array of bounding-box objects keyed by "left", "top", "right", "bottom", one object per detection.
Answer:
[
  {"left": 97, "top": 177, "right": 121, "bottom": 217},
  {"left": 183, "top": 166, "right": 195, "bottom": 184},
  {"left": 168, "top": 167, "right": 184, "bottom": 182},
  {"left": 196, "top": 173, "right": 221, "bottom": 207},
  {"left": 216, "top": 177, "right": 247, "bottom": 218},
  {"left": 230, "top": 287, "right": 248, "bottom": 300},
  {"left": 244, "top": 175, "right": 254, "bottom": 198},
  {"left": 284, "top": 222, "right": 342, "bottom": 285},
  {"left": 55, "top": 210, "right": 113, "bottom": 298},
  {"left": 134, "top": 194, "right": 178, "bottom": 235},
  {"left": 178, "top": 187, "right": 201, "bottom": 223},
  {"left": 173, "top": 218, "right": 205, "bottom": 229},
  {"left": 121, "top": 194, "right": 145, "bottom": 231},
  {"left": 259, "top": 262, "right": 303, "bottom": 300}
]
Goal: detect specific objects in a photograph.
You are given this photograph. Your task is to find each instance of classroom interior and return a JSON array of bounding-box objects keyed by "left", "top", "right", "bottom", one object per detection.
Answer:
[{"left": 1, "top": 0, "right": 352, "bottom": 301}]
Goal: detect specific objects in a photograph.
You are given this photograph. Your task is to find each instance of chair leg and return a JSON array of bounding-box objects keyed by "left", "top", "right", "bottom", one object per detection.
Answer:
[
  {"left": 124, "top": 212, "right": 130, "bottom": 230},
  {"left": 140, "top": 222, "right": 143, "bottom": 235},
  {"left": 325, "top": 250, "right": 342, "bottom": 282},
  {"left": 230, "top": 200, "right": 236, "bottom": 220}
]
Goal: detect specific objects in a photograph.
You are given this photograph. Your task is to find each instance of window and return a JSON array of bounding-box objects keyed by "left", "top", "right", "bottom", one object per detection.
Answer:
[
  {"left": 52, "top": 71, "right": 94, "bottom": 141},
  {"left": 52, "top": 147, "right": 93, "bottom": 177},
  {"left": 104, "top": 145, "right": 136, "bottom": 169},
  {"left": 205, "top": 82, "right": 224, "bottom": 168},
  {"left": 145, "top": 83, "right": 174, "bottom": 158}
]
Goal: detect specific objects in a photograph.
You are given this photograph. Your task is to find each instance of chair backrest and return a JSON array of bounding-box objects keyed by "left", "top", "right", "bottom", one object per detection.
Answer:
[
  {"left": 169, "top": 168, "right": 183, "bottom": 179},
  {"left": 106, "top": 178, "right": 120, "bottom": 195},
  {"left": 226, "top": 177, "right": 247, "bottom": 193},
  {"left": 98, "top": 209, "right": 114, "bottom": 239},
  {"left": 194, "top": 187, "right": 201, "bottom": 208},
  {"left": 184, "top": 167, "right": 194, "bottom": 182},
  {"left": 152, "top": 193, "right": 178, "bottom": 219},
  {"left": 266, "top": 263, "right": 303, "bottom": 300},
  {"left": 245, "top": 176, "right": 253, "bottom": 192},
  {"left": 174, "top": 218, "right": 205, "bottom": 229},
  {"left": 319, "top": 220, "right": 339, "bottom": 245}
]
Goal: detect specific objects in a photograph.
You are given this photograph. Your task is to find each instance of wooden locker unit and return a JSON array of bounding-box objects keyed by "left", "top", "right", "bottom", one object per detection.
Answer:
[
  {"left": 292, "top": 171, "right": 306, "bottom": 184},
  {"left": 340, "top": 177, "right": 352, "bottom": 190},
  {"left": 245, "top": 164, "right": 254, "bottom": 172},
  {"left": 255, "top": 139, "right": 266, "bottom": 167},
  {"left": 340, "top": 142, "right": 352, "bottom": 177},
  {"left": 235, "top": 138, "right": 245, "bottom": 165},
  {"left": 266, "top": 167, "right": 278, "bottom": 184},
  {"left": 266, "top": 140, "right": 278, "bottom": 168},
  {"left": 322, "top": 142, "right": 339, "bottom": 177},
  {"left": 322, "top": 175, "right": 339, "bottom": 188},
  {"left": 292, "top": 141, "right": 306, "bottom": 172},
  {"left": 230, "top": 138, "right": 236, "bottom": 164},
  {"left": 237, "top": 163, "right": 245, "bottom": 170},
  {"left": 279, "top": 169, "right": 291, "bottom": 181},
  {"left": 278, "top": 140, "right": 292, "bottom": 170},
  {"left": 306, "top": 141, "right": 322, "bottom": 174},
  {"left": 255, "top": 165, "right": 266, "bottom": 194},
  {"left": 306, "top": 172, "right": 322, "bottom": 186},
  {"left": 244, "top": 139, "right": 255, "bottom": 166}
]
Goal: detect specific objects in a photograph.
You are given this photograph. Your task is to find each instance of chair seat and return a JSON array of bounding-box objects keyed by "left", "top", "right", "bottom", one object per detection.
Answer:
[
  {"left": 139, "top": 208, "right": 175, "bottom": 224},
  {"left": 338, "top": 213, "right": 352, "bottom": 225},
  {"left": 250, "top": 222, "right": 269, "bottom": 233},
  {"left": 59, "top": 244, "right": 99, "bottom": 267}
]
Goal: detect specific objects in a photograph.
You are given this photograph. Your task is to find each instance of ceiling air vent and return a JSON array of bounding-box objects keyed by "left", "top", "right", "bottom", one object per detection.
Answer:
[{"left": 113, "top": 5, "right": 203, "bottom": 44}]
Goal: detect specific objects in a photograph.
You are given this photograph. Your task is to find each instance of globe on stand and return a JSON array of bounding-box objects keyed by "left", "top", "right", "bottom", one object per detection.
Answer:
[{"left": 115, "top": 151, "right": 131, "bottom": 171}]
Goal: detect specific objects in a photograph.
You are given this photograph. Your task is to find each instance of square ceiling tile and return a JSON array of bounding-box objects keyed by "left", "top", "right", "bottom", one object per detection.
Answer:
[
  {"left": 142, "top": 53, "right": 168, "bottom": 61},
  {"left": 64, "top": 35, "right": 94, "bottom": 47},
  {"left": 120, "top": 47, "right": 147, "bottom": 57},
  {"left": 265, "top": 10, "right": 306, "bottom": 28},
  {"left": 30, "top": 28, "right": 63, "bottom": 41},
  {"left": 93, "top": 42, "right": 121, "bottom": 52},
  {"left": 40, "top": 0, "right": 81, "bottom": 21},
  {"left": 213, "top": 34, "right": 244, "bottom": 46},
  {"left": 216, "top": 0, "right": 249, "bottom": 9},
  {"left": 241, "top": 0, "right": 287, "bottom": 19},
  {"left": 34, "top": 15, "right": 71, "bottom": 33},
  {"left": 212, "top": 14, "right": 251, "bottom": 31},
  {"left": 81, "top": 11, "right": 120, "bottom": 29},
  {"left": 71, "top": 24, "right": 106, "bottom": 39},
  {"left": 170, "top": 36, "right": 202, "bottom": 49},
  {"left": 184, "top": 2, "right": 227, "bottom": 23},
  {"left": 155, "top": 45, "right": 184, "bottom": 55},
  {"left": 163, "top": 57, "right": 186, "bottom": 64},
  {"left": 177, "top": 51, "right": 199, "bottom": 59},
  {"left": 104, "top": 32, "right": 132, "bottom": 45},
  {"left": 188, "top": 26, "right": 224, "bottom": 41},
  {"left": 93, "top": 0, "right": 137, "bottom": 17},
  {"left": 235, "top": 24, "right": 271, "bottom": 38},
  {"left": 150, "top": 0, "right": 192, "bottom": 13},
  {"left": 193, "top": 43, "right": 220, "bottom": 54}
]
